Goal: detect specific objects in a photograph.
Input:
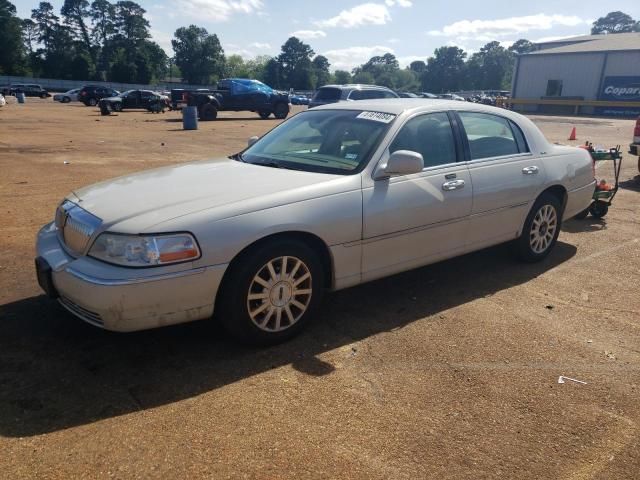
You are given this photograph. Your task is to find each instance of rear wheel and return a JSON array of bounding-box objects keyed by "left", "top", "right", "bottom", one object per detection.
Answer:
[
  {"left": 217, "top": 239, "right": 324, "bottom": 345},
  {"left": 258, "top": 110, "right": 271, "bottom": 119},
  {"left": 200, "top": 103, "right": 218, "bottom": 121},
  {"left": 41, "top": 93, "right": 47, "bottom": 99},
  {"left": 515, "top": 192, "right": 562, "bottom": 262},
  {"left": 112, "top": 102, "right": 122, "bottom": 112},
  {"left": 88, "top": 97, "right": 97, "bottom": 106},
  {"left": 274, "top": 102, "right": 289, "bottom": 119},
  {"left": 589, "top": 201, "right": 609, "bottom": 218}
]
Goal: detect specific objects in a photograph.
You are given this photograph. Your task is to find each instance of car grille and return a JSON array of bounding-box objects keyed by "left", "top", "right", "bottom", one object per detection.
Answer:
[
  {"left": 55, "top": 200, "right": 101, "bottom": 255},
  {"left": 59, "top": 296, "right": 104, "bottom": 327}
]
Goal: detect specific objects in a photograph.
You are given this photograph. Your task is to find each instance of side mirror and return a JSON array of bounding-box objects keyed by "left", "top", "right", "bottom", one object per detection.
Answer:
[
  {"left": 376, "top": 150, "right": 424, "bottom": 179},
  {"left": 248, "top": 135, "right": 259, "bottom": 147}
]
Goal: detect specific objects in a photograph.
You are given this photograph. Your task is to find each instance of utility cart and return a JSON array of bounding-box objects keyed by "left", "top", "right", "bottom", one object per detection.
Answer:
[{"left": 575, "top": 143, "right": 623, "bottom": 219}]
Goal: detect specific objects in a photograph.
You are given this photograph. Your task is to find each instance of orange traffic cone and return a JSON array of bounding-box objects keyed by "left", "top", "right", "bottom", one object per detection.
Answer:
[{"left": 568, "top": 127, "right": 577, "bottom": 140}]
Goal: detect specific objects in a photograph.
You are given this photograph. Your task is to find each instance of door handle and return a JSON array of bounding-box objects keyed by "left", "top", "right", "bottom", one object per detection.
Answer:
[
  {"left": 522, "top": 166, "right": 539, "bottom": 175},
  {"left": 442, "top": 179, "right": 465, "bottom": 191}
]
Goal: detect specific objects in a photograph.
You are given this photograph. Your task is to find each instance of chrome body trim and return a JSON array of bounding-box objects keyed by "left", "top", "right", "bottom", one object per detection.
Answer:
[{"left": 64, "top": 266, "right": 207, "bottom": 286}]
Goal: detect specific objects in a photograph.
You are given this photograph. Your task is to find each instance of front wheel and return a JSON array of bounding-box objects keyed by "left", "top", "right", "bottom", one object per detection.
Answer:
[
  {"left": 515, "top": 193, "right": 562, "bottom": 262},
  {"left": 217, "top": 240, "right": 324, "bottom": 345},
  {"left": 258, "top": 110, "right": 271, "bottom": 119},
  {"left": 87, "top": 97, "right": 97, "bottom": 106},
  {"left": 273, "top": 102, "right": 289, "bottom": 119},
  {"left": 112, "top": 102, "right": 122, "bottom": 112}
]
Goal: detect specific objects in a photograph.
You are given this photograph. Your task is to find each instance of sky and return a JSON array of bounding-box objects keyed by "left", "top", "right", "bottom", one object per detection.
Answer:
[{"left": 13, "top": 0, "right": 640, "bottom": 71}]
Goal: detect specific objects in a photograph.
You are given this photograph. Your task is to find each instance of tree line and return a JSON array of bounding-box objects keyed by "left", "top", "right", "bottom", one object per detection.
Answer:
[{"left": 1, "top": 2, "right": 637, "bottom": 92}]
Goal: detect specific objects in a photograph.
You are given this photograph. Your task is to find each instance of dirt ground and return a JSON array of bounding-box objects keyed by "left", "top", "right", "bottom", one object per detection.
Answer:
[{"left": 1, "top": 98, "right": 639, "bottom": 479}]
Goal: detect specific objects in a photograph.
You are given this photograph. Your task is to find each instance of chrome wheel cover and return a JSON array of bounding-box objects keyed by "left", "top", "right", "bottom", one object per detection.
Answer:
[
  {"left": 247, "top": 256, "right": 312, "bottom": 332},
  {"left": 529, "top": 204, "right": 557, "bottom": 254}
]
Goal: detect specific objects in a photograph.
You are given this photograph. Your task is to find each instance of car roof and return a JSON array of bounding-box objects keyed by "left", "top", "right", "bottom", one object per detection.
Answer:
[
  {"left": 319, "top": 84, "right": 394, "bottom": 91},
  {"left": 311, "top": 98, "right": 517, "bottom": 116}
]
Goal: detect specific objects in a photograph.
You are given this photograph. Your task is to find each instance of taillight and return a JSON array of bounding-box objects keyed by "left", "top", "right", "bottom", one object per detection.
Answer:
[{"left": 634, "top": 118, "right": 640, "bottom": 138}]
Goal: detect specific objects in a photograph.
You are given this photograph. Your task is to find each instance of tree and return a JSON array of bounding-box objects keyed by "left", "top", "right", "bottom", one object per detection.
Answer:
[
  {"left": 22, "top": 19, "right": 39, "bottom": 55},
  {"left": 61, "top": 0, "right": 92, "bottom": 54},
  {"left": 172, "top": 25, "right": 225, "bottom": 84},
  {"left": 277, "top": 37, "right": 315, "bottom": 89},
  {"left": 225, "top": 54, "right": 247, "bottom": 77},
  {"left": 262, "top": 57, "right": 282, "bottom": 88},
  {"left": 90, "top": 0, "right": 116, "bottom": 46},
  {"left": 352, "top": 71, "right": 375, "bottom": 84},
  {"left": 312, "top": 55, "right": 331, "bottom": 87},
  {"left": 591, "top": 11, "right": 639, "bottom": 34},
  {"left": 333, "top": 70, "right": 352, "bottom": 84},
  {"left": 508, "top": 39, "right": 535, "bottom": 55},
  {"left": 465, "top": 41, "right": 513, "bottom": 90},
  {"left": 113, "top": 1, "right": 149, "bottom": 44},
  {"left": 31, "top": 2, "right": 60, "bottom": 50},
  {"left": 409, "top": 60, "right": 426, "bottom": 74},
  {"left": 0, "top": 0, "right": 26, "bottom": 74},
  {"left": 422, "top": 46, "right": 466, "bottom": 93}
]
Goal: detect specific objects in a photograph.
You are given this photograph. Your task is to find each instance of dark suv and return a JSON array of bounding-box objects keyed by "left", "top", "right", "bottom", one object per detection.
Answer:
[
  {"left": 4, "top": 84, "right": 51, "bottom": 98},
  {"left": 309, "top": 84, "right": 398, "bottom": 108},
  {"left": 78, "top": 85, "right": 120, "bottom": 106}
]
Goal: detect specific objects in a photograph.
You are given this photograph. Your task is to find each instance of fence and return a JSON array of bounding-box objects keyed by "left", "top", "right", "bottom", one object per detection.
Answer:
[
  {"left": 0, "top": 75, "right": 213, "bottom": 93},
  {"left": 497, "top": 97, "right": 640, "bottom": 117}
]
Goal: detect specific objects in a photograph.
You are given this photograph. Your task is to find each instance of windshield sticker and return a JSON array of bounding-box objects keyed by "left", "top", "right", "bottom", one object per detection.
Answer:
[{"left": 356, "top": 111, "right": 396, "bottom": 123}]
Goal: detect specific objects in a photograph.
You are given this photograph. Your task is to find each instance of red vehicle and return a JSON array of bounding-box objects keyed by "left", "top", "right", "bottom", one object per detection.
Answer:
[{"left": 629, "top": 116, "right": 639, "bottom": 173}]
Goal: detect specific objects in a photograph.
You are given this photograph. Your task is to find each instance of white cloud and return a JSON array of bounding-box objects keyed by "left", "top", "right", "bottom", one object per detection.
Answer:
[
  {"left": 385, "top": 0, "right": 412, "bottom": 6},
  {"left": 428, "top": 14, "right": 589, "bottom": 38},
  {"left": 397, "top": 55, "right": 424, "bottom": 67},
  {"left": 323, "top": 45, "right": 395, "bottom": 71},
  {"left": 175, "top": 0, "right": 263, "bottom": 22},
  {"left": 316, "top": 3, "right": 391, "bottom": 29},
  {"left": 249, "top": 42, "right": 271, "bottom": 49},
  {"left": 290, "top": 30, "right": 327, "bottom": 40}
]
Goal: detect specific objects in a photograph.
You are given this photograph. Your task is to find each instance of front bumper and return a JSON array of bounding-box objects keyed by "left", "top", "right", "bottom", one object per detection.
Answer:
[{"left": 35, "top": 222, "right": 228, "bottom": 332}]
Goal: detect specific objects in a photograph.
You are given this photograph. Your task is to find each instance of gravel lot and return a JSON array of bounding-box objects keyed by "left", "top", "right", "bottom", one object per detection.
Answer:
[{"left": 1, "top": 99, "right": 639, "bottom": 479}]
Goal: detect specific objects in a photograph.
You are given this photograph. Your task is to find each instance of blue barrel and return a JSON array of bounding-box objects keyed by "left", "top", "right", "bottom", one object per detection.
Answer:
[
  {"left": 16, "top": 92, "right": 25, "bottom": 104},
  {"left": 182, "top": 106, "right": 198, "bottom": 130}
]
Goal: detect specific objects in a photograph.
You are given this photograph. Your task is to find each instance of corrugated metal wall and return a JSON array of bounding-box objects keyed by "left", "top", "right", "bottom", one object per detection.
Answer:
[
  {"left": 604, "top": 52, "right": 640, "bottom": 76},
  {"left": 515, "top": 53, "right": 605, "bottom": 101}
]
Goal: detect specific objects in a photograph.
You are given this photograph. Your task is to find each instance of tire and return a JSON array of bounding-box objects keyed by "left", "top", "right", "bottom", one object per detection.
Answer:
[
  {"left": 200, "top": 103, "right": 218, "bottom": 121},
  {"left": 258, "top": 110, "right": 271, "bottom": 119},
  {"left": 41, "top": 93, "right": 47, "bottom": 99},
  {"left": 88, "top": 97, "right": 97, "bottom": 106},
  {"left": 112, "top": 102, "right": 122, "bottom": 112},
  {"left": 515, "top": 192, "right": 562, "bottom": 262},
  {"left": 574, "top": 207, "right": 590, "bottom": 220},
  {"left": 273, "top": 102, "right": 289, "bottom": 119},
  {"left": 62, "top": 96, "right": 70, "bottom": 103},
  {"left": 217, "top": 239, "right": 325, "bottom": 345},
  {"left": 589, "top": 201, "right": 609, "bottom": 218}
]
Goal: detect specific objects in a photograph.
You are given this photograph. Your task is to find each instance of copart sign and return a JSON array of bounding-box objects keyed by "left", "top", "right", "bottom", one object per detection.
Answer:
[{"left": 598, "top": 76, "right": 640, "bottom": 116}]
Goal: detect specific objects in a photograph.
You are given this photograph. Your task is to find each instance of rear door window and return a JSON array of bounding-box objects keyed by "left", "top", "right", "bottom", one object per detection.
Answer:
[{"left": 457, "top": 112, "right": 521, "bottom": 160}]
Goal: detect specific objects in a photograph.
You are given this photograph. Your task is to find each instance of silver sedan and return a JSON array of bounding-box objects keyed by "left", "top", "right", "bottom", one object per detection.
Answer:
[{"left": 36, "top": 100, "right": 595, "bottom": 344}]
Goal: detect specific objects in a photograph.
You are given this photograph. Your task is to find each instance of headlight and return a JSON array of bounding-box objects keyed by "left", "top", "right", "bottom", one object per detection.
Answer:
[{"left": 89, "top": 233, "right": 200, "bottom": 267}]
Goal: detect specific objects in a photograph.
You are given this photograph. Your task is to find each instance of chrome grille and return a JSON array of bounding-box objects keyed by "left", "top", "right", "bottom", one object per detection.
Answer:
[
  {"left": 59, "top": 296, "right": 104, "bottom": 326},
  {"left": 56, "top": 200, "right": 101, "bottom": 255}
]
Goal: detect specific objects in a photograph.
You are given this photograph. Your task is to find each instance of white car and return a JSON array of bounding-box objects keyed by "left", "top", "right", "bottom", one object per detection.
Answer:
[
  {"left": 0, "top": 94, "right": 5, "bottom": 107},
  {"left": 36, "top": 100, "right": 595, "bottom": 344},
  {"left": 53, "top": 88, "right": 80, "bottom": 103}
]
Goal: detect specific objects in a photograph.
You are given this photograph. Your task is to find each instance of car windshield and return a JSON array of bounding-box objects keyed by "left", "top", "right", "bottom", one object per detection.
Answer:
[
  {"left": 233, "top": 79, "right": 273, "bottom": 94},
  {"left": 240, "top": 109, "right": 395, "bottom": 175}
]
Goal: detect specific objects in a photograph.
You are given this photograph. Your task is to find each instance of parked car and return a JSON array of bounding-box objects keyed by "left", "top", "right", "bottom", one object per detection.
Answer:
[
  {"left": 53, "top": 88, "right": 81, "bottom": 103},
  {"left": 35, "top": 99, "right": 594, "bottom": 344},
  {"left": 397, "top": 92, "right": 419, "bottom": 98},
  {"left": 99, "top": 89, "right": 169, "bottom": 112},
  {"left": 6, "top": 84, "right": 51, "bottom": 98},
  {"left": 419, "top": 92, "right": 439, "bottom": 99},
  {"left": 290, "top": 94, "right": 310, "bottom": 105},
  {"left": 309, "top": 84, "right": 398, "bottom": 108},
  {"left": 78, "top": 85, "right": 120, "bottom": 106},
  {"left": 182, "top": 78, "right": 290, "bottom": 121},
  {"left": 437, "top": 93, "right": 465, "bottom": 101},
  {"left": 0, "top": 93, "right": 5, "bottom": 107}
]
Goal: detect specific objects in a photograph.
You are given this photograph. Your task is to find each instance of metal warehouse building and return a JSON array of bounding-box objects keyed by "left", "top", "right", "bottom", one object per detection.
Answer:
[{"left": 511, "top": 33, "right": 640, "bottom": 116}]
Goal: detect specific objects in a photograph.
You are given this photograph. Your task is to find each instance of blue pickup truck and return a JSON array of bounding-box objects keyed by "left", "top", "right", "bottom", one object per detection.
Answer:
[{"left": 173, "top": 78, "right": 290, "bottom": 121}]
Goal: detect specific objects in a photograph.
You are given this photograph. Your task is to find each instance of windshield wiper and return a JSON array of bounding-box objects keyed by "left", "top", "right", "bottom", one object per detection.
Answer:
[{"left": 229, "top": 152, "right": 246, "bottom": 162}]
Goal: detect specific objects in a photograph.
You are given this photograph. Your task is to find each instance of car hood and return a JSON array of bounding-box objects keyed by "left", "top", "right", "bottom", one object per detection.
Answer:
[{"left": 70, "top": 159, "right": 356, "bottom": 233}]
